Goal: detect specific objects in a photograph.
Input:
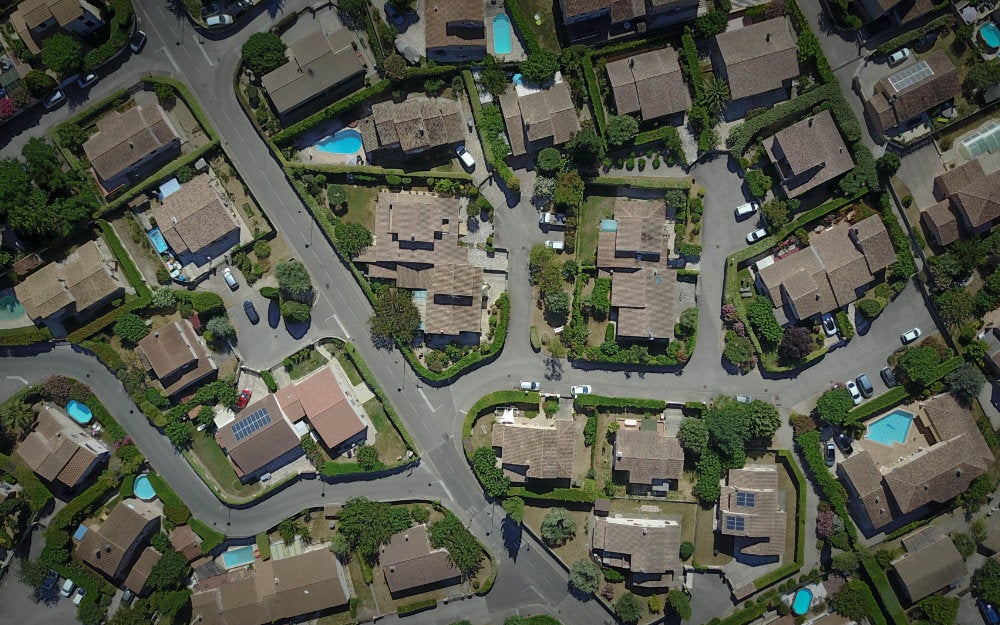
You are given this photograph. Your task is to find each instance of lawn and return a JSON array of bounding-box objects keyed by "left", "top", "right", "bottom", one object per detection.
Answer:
[
  {"left": 523, "top": 505, "right": 593, "bottom": 567},
  {"left": 336, "top": 352, "right": 363, "bottom": 386},
  {"left": 578, "top": 194, "right": 615, "bottom": 266},
  {"left": 363, "top": 398, "right": 408, "bottom": 463},
  {"left": 343, "top": 185, "right": 379, "bottom": 229},
  {"left": 514, "top": 0, "right": 561, "bottom": 53},
  {"left": 694, "top": 504, "right": 733, "bottom": 567},
  {"left": 775, "top": 454, "right": 799, "bottom": 563},
  {"left": 286, "top": 347, "right": 329, "bottom": 380},
  {"left": 187, "top": 430, "right": 261, "bottom": 498},
  {"left": 347, "top": 556, "right": 379, "bottom": 621}
]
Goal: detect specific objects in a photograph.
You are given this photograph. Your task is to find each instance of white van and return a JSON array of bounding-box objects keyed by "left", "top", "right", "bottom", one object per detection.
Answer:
[
  {"left": 455, "top": 145, "right": 476, "bottom": 170},
  {"left": 545, "top": 240, "right": 564, "bottom": 251}
]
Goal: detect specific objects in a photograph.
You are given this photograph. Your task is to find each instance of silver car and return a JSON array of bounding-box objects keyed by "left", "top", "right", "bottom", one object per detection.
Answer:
[{"left": 746, "top": 228, "right": 768, "bottom": 244}]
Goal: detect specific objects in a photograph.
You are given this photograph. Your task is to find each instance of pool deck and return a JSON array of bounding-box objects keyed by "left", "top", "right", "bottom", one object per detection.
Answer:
[
  {"left": 0, "top": 288, "right": 31, "bottom": 330},
  {"left": 859, "top": 402, "right": 936, "bottom": 473}
]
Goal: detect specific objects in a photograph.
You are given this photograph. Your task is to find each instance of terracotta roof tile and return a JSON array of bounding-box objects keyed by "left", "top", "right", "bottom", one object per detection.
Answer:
[
  {"left": 850, "top": 215, "right": 896, "bottom": 273},
  {"left": 500, "top": 81, "right": 579, "bottom": 156},
  {"left": 153, "top": 175, "right": 239, "bottom": 257},
  {"left": 124, "top": 546, "right": 161, "bottom": 595},
  {"left": 719, "top": 465, "right": 786, "bottom": 558},
  {"left": 763, "top": 110, "right": 855, "bottom": 197},
  {"left": 169, "top": 525, "right": 203, "bottom": 562},
  {"left": 613, "top": 429, "right": 683, "bottom": 486},
  {"left": 78, "top": 499, "right": 159, "bottom": 579},
  {"left": 380, "top": 524, "right": 460, "bottom": 594},
  {"left": 424, "top": 0, "right": 486, "bottom": 52},
  {"left": 871, "top": 50, "right": 960, "bottom": 133},
  {"left": 14, "top": 240, "right": 124, "bottom": 322},
  {"left": 275, "top": 367, "right": 366, "bottom": 450},
  {"left": 606, "top": 48, "right": 690, "bottom": 120},
  {"left": 216, "top": 395, "right": 301, "bottom": 477},
  {"left": 715, "top": 18, "right": 798, "bottom": 100},
  {"left": 366, "top": 97, "right": 463, "bottom": 154}
]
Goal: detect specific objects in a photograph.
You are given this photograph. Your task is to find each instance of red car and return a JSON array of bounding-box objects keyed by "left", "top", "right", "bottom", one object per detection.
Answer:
[{"left": 235, "top": 389, "right": 252, "bottom": 410}]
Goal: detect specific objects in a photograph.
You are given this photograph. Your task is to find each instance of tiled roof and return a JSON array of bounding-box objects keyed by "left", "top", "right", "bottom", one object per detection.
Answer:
[
  {"left": 14, "top": 240, "right": 124, "bottom": 322},
  {"left": 139, "top": 319, "right": 217, "bottom": 397},
  {"left": 561, "top": 0, "right": 611, "bottom": 17},
  {"left": 78, "top": 499, "right": 159, "bottom": 580},
  {"left": 605, "top": 47, "right": 690, "bottom": 120},
  {"left": 838, "top": 449, "right": 895, "bottom": 529},
  {"left": 850, "top": 215, "right": 896, "bottom": 273},
  {"left": 592, "top": 515, "right": 681, "bottom": 575},
  {"left": 260, "top": 28, "right": 363, "bottom": 115},
  {"left": 613, "top": 429, "right": 683, "bottom": 485},
  {"left": 892, "top": 536, "right": 966, "bottom": 602},
  {"left": 424, "top": 0, "right": 486, "bottom": 51},
  {"left": 82, "top": 97, "right": 178, "bottom": 183},
  {"left": 499, "top": 80, "right": 579, "bottom": 156},
  {"left": 124, "top": 546, "right": 161, "bottom": 595},
  {"left": 15, "top": 404, "right": 108, "bottom": 489},
  {"left": 152, "top": 175, "right": 239, "bottom": 257},
  {"left": 611, "top": 268, "right": 677, "bottom": 340},
  {"left": 935, "top": 159, "right": 984, "bottom": 199},
  {"left": 216, "top": 395, "right": 301, "bottom": 477},
  {"left": 380, "top": 524, "right": 460, "bottom": 594},
  {"left": 359, "top": 191, "right": 468, "bottom": 269},
  {"left": 424, "top": 264, "right": 484, "bottom": 336},
  {"left": 596, "top": 198, "right": 667, "bottom": 269},
  {"left": 952, "top": 170, "right": 1000, "bottom": 230},
  {"left": 169, "top": 524, "right": 202, "bottom": 562},
  {"left": 809, "top": 223, "right": 871, "bottom": 305},
  {"left": 758, "top": 248, "right": 837, "bottom": 319},
  {"left": 492, "top": 418, "right": 575, "bottom": 481},
  {"left": 763, "top": 110, "right": 854, "bottom": 197},
  {"left": 17, "top": 0, "right": 83, "bottom": 28},
  {"left": 364, "top": 97, "right": 464, "bottom": 153},
  {"left": 718, "top": 465, "right": 786, "bottom": 558},
  {"left": 871, "top": 50, "right": 960, "bottom": 133},
  {"left": 714, "top": 18, "right": 798, "bottom": 100},
  {"left": 275, "top": 367, "right": 366, "bottom": 450}
]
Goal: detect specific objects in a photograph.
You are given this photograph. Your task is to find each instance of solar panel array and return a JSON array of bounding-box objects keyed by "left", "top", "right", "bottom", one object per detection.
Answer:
[
  {"left": 232, "top": 406, "right": 272, "bottom": 441},
  {"left": 736, "top": 492, "right": 756, "bottom": 507},
  {"left": 725, "top": 516, "right": 746, "bottom": 532},
  {"left": 961, "top": 120, "right": 1000, "bottom": 158},
  {"left": 888, "top": 60, "right": 933, "bottom": 92}
]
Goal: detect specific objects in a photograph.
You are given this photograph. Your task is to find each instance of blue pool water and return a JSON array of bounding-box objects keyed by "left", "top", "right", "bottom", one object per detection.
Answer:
[
  {"left": 493, "top": 14, "right": 512, "bottom": 55},
  {"left": 792, "top": 588, "right": 813, "bottom": 615},
  {"left": 866, "top": 409, "right": 914, "bottom": 446},
  {"left": 73, "top": 524, "right": 88, "bottom": 541},
  {"left": 222, "top": 545, "right": 256, "bottom": 569},
  {"left": 0, "top": 294, "right": 24, "bottom": 321},
  {"left": 317, "top": 128, "right": 363, "bottom": 154},
  {"left": 512, "top": 73, "right": 524, "bottom": 86},
  {"left": 134, "top": 474, "right": 156, "bottom": 501},
  {"left": 982, "top": 22, "right": 1000, "bottom": 50},
  {"left": 600, "top": 218, "right": 618, "bottom": 232},
  {"left": 66, "top": 400, "right": 92, "bottom": 425},
  {"left": 147, "top": 227, "right": 168, "bottom": 254}
]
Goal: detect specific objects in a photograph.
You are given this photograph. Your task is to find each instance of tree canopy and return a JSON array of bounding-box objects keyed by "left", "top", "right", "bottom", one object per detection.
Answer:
[
  {"left": 565, "top": 128, "right": 604, "bottom": 168},
  {"left": 369, "top": 286, "right": 421, "bottom": 344},
  {"left": 502, "top": 496, "right": 525, "bottom": 524},
  {"left": 472, "top": 446, "right": 509, "bottom": 498},
  {"left": 275, "top": 259, "right": 312, "bottom": 301},
  {"left": 241, "top": 33, "right": 288, "bottom": 76},
  {"left": 429, "top": 511, "right": 483, "bottom": 576},
  {"left": 816, "top": 387, "right": 853, "bottom": 426},
  {"left": 948, "top": 362, "right": 985, "bottom": 404},
  {"left": 519, "top": 51, "right": 560, "bottom": 85},
  {"left": 114, "top": 313, "right": 150, "bottom": 345},
  {"left": 678, "top": 418, "right": 709, "bottom": 456},
  {"left": 146, "top": 548, "right": 190, "bottom": 591},
  {"left": 334, "top": 221, "right": 373, "bottom": 258},
  {"left": 897, "top": 345, "right": 942, "bottom": 387},
  {"left": 779, "top": 326, "right": 814, "bottom": 362},
  {"left": 615, "top": 592, "right": 642, "bottom": 624},
  {"left": 41, "top": 33, "right": 83, "bottom": 78},
  {"left": 338, "top": 497, "right": 412, "bottom": 562},
  {"left": 606, "top": 115, "right": 639, "bottom": 148},
  {"left": 540, "top": 508, "right": 577, "bottom": 546},
  {"left": 569, "top": 558, "right": 601, "bottom": 593}
]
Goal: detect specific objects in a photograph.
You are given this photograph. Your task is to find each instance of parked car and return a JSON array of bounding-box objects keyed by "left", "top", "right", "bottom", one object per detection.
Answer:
[
  {"left": 900, "top": 327, "right": 922, "bottom": 344},
  {"left": 42, "top": 571, "right": 58, "bottom": 593},
  {"left": 570, "top": 385, "right": 591, "bottom": 396},
  {"left": 243, "top": 299, "right": 259, "bottom": 324},
  {"left": 979, "top": 600, "right": 1000, "bottom": 625},
  {"left": 77, "top": 72, "right": 98, "bottom": 88},
  {"left": 735, "top": 394, "right": 752, "bottom": 404},
  {"left": 130, "top": 30, "right": 147, "bottom": 54},
  {"left": 734, "top": 201, "right": 759, "bottom": 220},
  {"left": 880, "top": 366, "right": 897, "bottom": 387},
  {"left": 822, "top": 313, "right": 837, "bottom": 337},
  {"left": 200, "top": 2, "right": 221, "bottom": 17},
  {"left": 60, "top": 578, "right": 75, "bottom": 598},
  {"left": 835, "top": 432, "right": 854, "bottom": 455},
  {"left": 888, "top": 47, "right": 911, "bottom": 66},
  {"left": 824, "top": 442, "right": 836, "bottom": 467},
  {"left": 206, "top": 13, "right": 233, "bottom": 27},
  {"left": 235, "top": 388, "right": 252, "bottom": 410},
  {"left": 384, "top": 2, "right": 404, "bottom": 25},
  {"left": 845, "top": 380, "right": 862, "bottom": 405},
  {"left": 456, "top": 145, "right": 476, "bottom": 170},
  {"left": 121, "top": 589, "right": 134, "bottom": 605},
  {"left": 746, "top": 228, "right": 768, "bottom": 244},
  {"left": 856, "top": 373, "right": 874, "bottom": 398},
  {"left": 538, "top": 212, "right": 567, "bottom": 228},
  {"left": 545, "top": 240, "right": 564, "bottom": 251},
  {"left": 43, "top": 90, "right": 66, "bottom": 110},
  {"left": 518, "top": 380, "right": 541, "bottom": 391},
  {"left": 223, "top": 267, "right": 239, "bottom": 290},
  {"left": 72, "top": 588, "right": 86, "bottom": 606},
  {"left": 259, "top": 472, "right": 272, "bottom": 482}
]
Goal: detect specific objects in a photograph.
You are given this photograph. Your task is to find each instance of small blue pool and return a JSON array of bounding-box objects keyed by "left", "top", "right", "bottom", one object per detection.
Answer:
[
  {"left": 981, "top": 22, "right": 1000, "bottom": 50},
  {"left": 493, "top": 14, "right": 513, "bottom": 55},
  {"left": 134, "top": 474, "right": 157, "bottom": 501},
  {"left": 222, "top": 545, "right": 256, "bottom": 569},
  {"left": 866, "top": 409, "right": 914, "bottom": 446},
  {"left": 148, "top": 227, "right": 169, "bottom": 254},
  {"left": 317, "top": 128, "right": 363, "bottom": 155},
  {"left": 600, "top": 218, "right": 618, "bottom": 232},
  {"left": 0, "top": 294, "right": 24, "bottom": 321},
  {"left": 66, "top": 400, "right": 92, "bottom": 425},
  {"left": 792, "top": 588, "right": 813, "bottom": 615},
  {"left": 73, "top": 524, "right": 88, "bottom": 541}
]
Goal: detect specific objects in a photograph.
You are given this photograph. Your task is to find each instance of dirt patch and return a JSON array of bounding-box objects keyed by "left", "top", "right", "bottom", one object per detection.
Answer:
[{"left": 109, "top": 214, "right": 163, "bottom": 286}]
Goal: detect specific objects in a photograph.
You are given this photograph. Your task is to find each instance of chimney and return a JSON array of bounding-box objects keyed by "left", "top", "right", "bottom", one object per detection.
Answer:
[
  {"left": 274, "top": 577, "right": 279, "bottom": 584},
  {"left": 390, "top": 566, "right": 396, "bottom": 573},
  {"left": 154, "top": 332, "right": 159, "bottom": 338}
]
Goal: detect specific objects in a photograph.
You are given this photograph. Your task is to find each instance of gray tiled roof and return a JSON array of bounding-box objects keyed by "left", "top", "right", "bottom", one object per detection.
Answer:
[
  {"left": 763, "top": 110, "right": 854, "bottom": 197},
  {"left": 891, "top": 536, "right": 966, "bottom": 602},
  {"left": 714, "top": 18, "right": 798, "bottom": 100},
  {"left": 492, "top": 418, "right": 575, "bottom": 481},
  {"left": 613, "top": 429, "right": 683, "bottom": 485},
  {"left": 592, "top": 515, "right": 681, "bottom": 575},
  {"left": 261, "top": 28, "right": 363, "bottom": 115},
  {"left": 380, "top": 524, "right": 460, "bottom": 594},
  {"left": 82, "top": 99, "right": 178, "bottom": 183}
]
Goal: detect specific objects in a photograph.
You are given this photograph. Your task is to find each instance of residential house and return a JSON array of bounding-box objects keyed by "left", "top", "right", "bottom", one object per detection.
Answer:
[
  {"left": 77, "top": 498, "right": 160, "bottom": 581},
  {"left": 123, "top": 546, "right": 162, "bottom": 597},
  {"left": 838, "top": 393, "right": 993, "bottom": 531},
  {"left": 356, "top": 192, "right": 486, "bottom": 338},
  {"left": 712, "top": 18, "right": 798, "bottom": 106},
  {"left": 15, "top": 403, "right": 109, "bottom": 491},
  {"left": 275, "top": 366, "right": 367, "bottom": 454},
  {"left": 921, "top": 157, "right": 1000, "bottom": 244},
  {"left": 15, "top": 239, "right": 127, "bottom": 327},
  {"left": 138, "top": 319, "right": 218, "bottom": 398},
  {"left": 190, "top": 548, "right": 349, "bottom": 625},
  {"left": 261, "top": 28, "right": 365, "bottom": 120},
  {"left": 491, "top": 417, "right": 575, "bottom": 486},
  {"left": 499, "top": 78, "right": 580, "bottom": 157},
  {"left": 890, "top": 528, "right": 966, "bottom": 603},
  {"left": 11, "top": 0, "right": 103, "bottom": 55},
  {"left": 595, "top": 198, "right": 679, "bottom": 340},
  {"left": 151, "top": 174, "right": 240, "bottom": 267},
  {"left": 591, "top": 515, "right": 682, "bottom": 588},
  {"left": 380, "top": 524, "right": 461, "bottom": 597},
  {"left": 981, "top": 327, "right": 1000, "bottom": 378},
  {"left": 424, "top": 0, "right": 485, "bottom": 62},
  {"left": 605, "top": 47, "right": 690, "bottom": 121},
  {"left": 756, "top": 215, "right": 895, "bottom": 322},
  {"left": 858, "top": 0, "right": 936, "bottom": 31},
  {"left": 169, "top": 524, "right": 203, "bottom": 563},
  {"left": 718, "top": 464, "right": 786, "bottom": 562},
  {"left": 215, "top": 394, "right": 303, "bottom": 483},
  {"left": 864, "top": 51, "right": 959, "bottom": 140},
  {"left": 82, "top": 91, "right": 181, "bottom": 193},
  {"left": 357, "top": 97, "right": 464, "bottom": 158},
  {"left": 613, "top": 427, "right": 684, "bottom": 494},
  {"left": 763, "top": 110, "right": 855, "bottom": 198},
  {"left": 558, "top": 0, "right": 700, "bottom": 44}
]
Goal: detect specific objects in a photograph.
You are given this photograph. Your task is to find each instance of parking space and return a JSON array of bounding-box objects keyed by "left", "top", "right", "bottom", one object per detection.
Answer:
[{"left": 0, "top": 559, "right": 78, "bottom": 625}]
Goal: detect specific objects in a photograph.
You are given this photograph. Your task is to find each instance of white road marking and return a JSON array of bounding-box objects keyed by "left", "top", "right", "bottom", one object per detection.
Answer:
[
  {"left": 332, "top": 314, "right": 350, "bottom": 339},
  {"left": 6, "top": 376, "right": 28, "bottom": 385},
  {"left": 417, "top": 388, "right": 435, "bottom": 412}
]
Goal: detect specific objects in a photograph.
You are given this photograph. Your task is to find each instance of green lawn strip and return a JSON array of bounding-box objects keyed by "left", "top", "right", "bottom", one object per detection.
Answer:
[
  {"left": 588, "top": 176, "right": 692, "bottom": 190},
  {"left": 256, "top": 532, "right": 271, "bottom": 560},
  {"left": 189, "top": 432, "right": 243, "bottom": 493},
  {"left": 342, "top": 342, "right": 419, "bottom": 454},
  {"left": 0, "top": 325, "right": 52, "bottom": 346},
  {"left": 190, "top": 517, "right": 226, "bottom": 553},
  {"left": 396, "top": 598, "right": 437, "bottom": 615},
  {"left": 336, "top": 352, "right": 364, "bottom": 385}
]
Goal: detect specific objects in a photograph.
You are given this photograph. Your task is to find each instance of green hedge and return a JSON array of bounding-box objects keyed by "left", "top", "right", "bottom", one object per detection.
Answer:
[
  {"left": 119, "top": 474, "right": 135, "bottom": 499},
  {"left": 573, "top": 395, "right": 666, "bottom": 413},
  {"left": 680, "top": 28, "right": 703, "bottom": 102},
  {"left": 506, "top": 0, "right": 540, "bottom": 54},
  {"left": 875, "top": 15, "right": 954, "bottom": 55},
  {"left": 588, "top": 175, "right": 691, "bottom": 190},
  {"left": 582, "top": 55, "right": 606, "bottom": 137},
  {"left": 397, "top": 598, "right": 437, "bottom": 615},
  {"left": 713, "top": 602, "right": 769, "bottom": 625},
  {"left": 846, "top": 356, "right": 964, "bottom": 423},
  {"left": 795, "top": 430, "right": 857, "bottom": 543},
  {"left": 261, "top": 370, "right": 277, "bottom": 393},
  {"left": 860, "top": 551, "right": 908, "bottom": 625},
  {"left": 272, "top": 80, "right": 391, "bottom": 145},
  {"left": 103, "top": 142, "right": 220, "bottom": 212},
  {"left": 463, "top": 390, "right": 542, "bottom": 437},
  {"left": 507, "top": 482, "right": 597, "bottom": 503},
  {"left": 146, "top": 472, "right": 191, "bottom": 525},
  {"left": 0, "top": 325, "right": 52, "bottom": 345},
  {"left": 190, "top": 517, "right": 226, "bottom": 554},
  {"left": 0, "top": 452, "right": 52, "bottom": 514}
]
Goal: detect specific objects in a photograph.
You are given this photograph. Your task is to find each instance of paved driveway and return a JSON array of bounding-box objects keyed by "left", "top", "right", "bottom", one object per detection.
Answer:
[{"left": 895, "top": 142, "right": 943, "bottom": 208}]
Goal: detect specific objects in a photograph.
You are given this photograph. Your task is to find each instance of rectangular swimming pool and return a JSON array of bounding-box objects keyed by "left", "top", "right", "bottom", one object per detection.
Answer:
[
  {"left": 148, "top": 227, "right": 169, "bottom": 254},
  {"left": 865, "top": 409, "right": 914, "bottom": 446},
  {"left": 222, "top": 545, "right": 255, "bottom": 569}
]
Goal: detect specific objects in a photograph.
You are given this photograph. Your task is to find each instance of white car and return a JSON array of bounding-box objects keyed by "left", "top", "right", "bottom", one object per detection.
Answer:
[
  {"left": 900, "top": 327, "right": 922, "bottom": 344},
  {"left": 845, "top": 380, "right": 862, "bottom": 405},
  {"left": 746, "top": 228, "right": 768, "bottom": 244},
  {"left": 545, "top": 240, "right": 564, "bottom": 251},
  {"left": 888, "top": 48, "right": 911, "bottom": 66},
  {"left": 60, "top": 578, "right": 75, "bottom": 598},
  {"left": 570, "top": 385, "right": 591, "bottom": 396},
  {"left": 206, "top": 13, "right": 234, "bottom": 27},
  {"left": 734, "top": 201, "right": 759, "bottom": 220},
  {"left": 456, "top": 145, "right": 476, "bottom": 170},
  {"left": 822, "top": 313, "right": 837, "bottom": 337},
  {"left": 222, "top": 267, "right": 238, "bottom": 290},
  {"left": 72, "top": 588, "right": 86, "bottom": 606},
  {"left": 43, "top": 90, "right": 66, "bottom": 110},
  {"left": 518, "top": 380, "right": 541, "bottom": 391},
  {"left": 77, "top": 73, "right": 98, "bottom": 88}
]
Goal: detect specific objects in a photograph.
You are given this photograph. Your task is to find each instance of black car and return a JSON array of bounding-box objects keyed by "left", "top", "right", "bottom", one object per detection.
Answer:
[
  {"left": 201, "top": 2, "right": 221, "bottom": 17},
  {"left": 835, "top": 432, "right": 853, "bottom": 455},
  {"left": 880, "top": 366, "right": 897, "bottom": 388},
  {"left": 856, "top": 373, "right": 874, "bottom": 398},
  {"left": 243, "top": 300, "right": 259, "bottom": 324}
]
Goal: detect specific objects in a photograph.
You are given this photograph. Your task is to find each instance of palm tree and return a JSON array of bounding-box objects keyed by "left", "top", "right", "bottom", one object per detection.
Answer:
[
  {"left": 0, "top": 401, "right": 34, "bottom": 437},
  {"left": 701, "top": 77, "right": 732, "bottom": 117}
]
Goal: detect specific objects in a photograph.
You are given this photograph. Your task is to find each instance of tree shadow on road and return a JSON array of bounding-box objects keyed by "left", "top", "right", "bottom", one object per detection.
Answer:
[
  {"left": 284, "top": 316, "right": 311, "bottom": 339},
  {"left": 501, "top": 516, "right": 522, "bottom": 561}
]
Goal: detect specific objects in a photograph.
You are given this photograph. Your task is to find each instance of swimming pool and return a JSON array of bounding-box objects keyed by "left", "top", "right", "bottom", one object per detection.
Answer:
[
  {"left": 148, "top": 227, "right": 169, "bottom": 254},
  {"left": 792, "top": 588, "right": 813, "bottom": 615},
  {"left": 66, "top": 400, "right": 93, "bottom": 425},
  {"left": 866, "top": 409, "right": 914, "bottom": 446},
  {"left": 134, "top": 474, "right": 157, "bottom": 501},
  {"left": 222, "top": 545, "right": 256, "bottom": 569},
  {"left": 981, "top": 22, "right": 1000, "bottom": 50},
  {"left": 0, "top": 294, "right": 24, "bottom": 321},
  {"left": 317, "top": 128, "right": 363, "bottom": 155},
  {"left": 493, "top": 14, "right": 512, "bottom": 55}
]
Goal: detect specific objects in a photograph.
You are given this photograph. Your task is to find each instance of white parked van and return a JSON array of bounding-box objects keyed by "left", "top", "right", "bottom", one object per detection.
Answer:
[
  {"left": 545, "top": 240, "right": 564, "bottom": 251},
  {"left": 456, "top": 145, "right": 476, "bottom": 170}
]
